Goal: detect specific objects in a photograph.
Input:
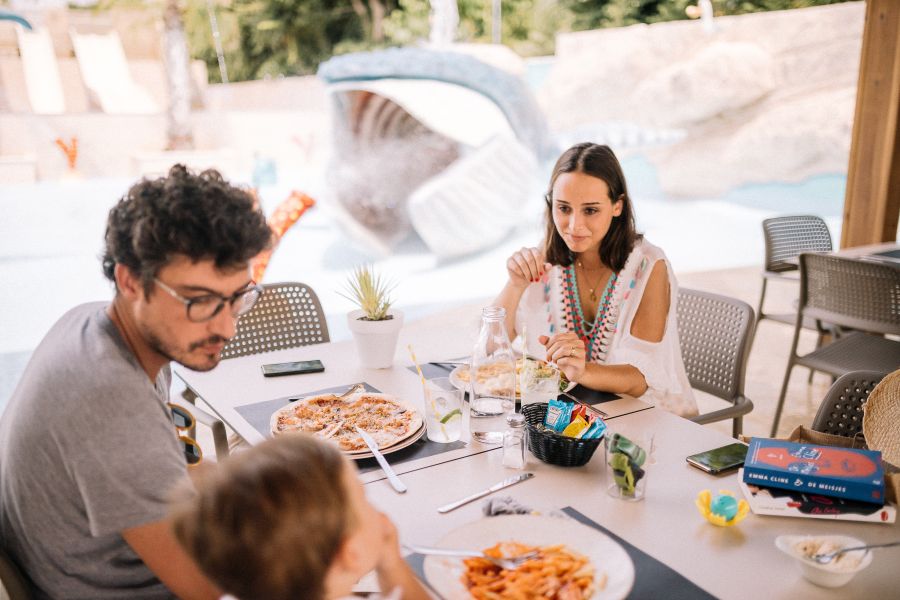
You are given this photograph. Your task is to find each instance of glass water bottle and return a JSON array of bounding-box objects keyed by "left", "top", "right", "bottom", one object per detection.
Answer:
[{"left": 469, "top": 306, "right": 516, "bottom": 444}]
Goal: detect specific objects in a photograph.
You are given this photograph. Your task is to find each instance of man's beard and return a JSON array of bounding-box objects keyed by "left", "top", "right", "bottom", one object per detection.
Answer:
[{"left": 144, "top": 326, "right": 229, "bottom": 373}]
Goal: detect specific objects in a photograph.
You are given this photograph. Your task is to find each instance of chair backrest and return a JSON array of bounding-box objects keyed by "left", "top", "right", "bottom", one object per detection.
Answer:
[
  {"left": 676, "top": 288, "right": 755, "bottom": 403},
  {"left": 0, "top": 547, "right": 32, "bottom": 600},
  {"left": 762, "top": 215, "right": 832, "bottom": 273},
  {"left": 799, "top": 253, "right": 900, "bottom": 336},
  {"left": 812, "top": 370, "right": 886, "bottom": 438},
  {"left": 220, "top": 282, "right": 329, "bottom": 360}
]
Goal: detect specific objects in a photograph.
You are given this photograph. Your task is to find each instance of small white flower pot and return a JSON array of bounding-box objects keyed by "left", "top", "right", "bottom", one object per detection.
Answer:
[{"left": 347, "top": 309, "right": 404, "bottom": 369}]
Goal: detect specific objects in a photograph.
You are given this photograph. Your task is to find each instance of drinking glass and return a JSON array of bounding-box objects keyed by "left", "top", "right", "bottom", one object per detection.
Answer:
[
  {"left": 423, "top": 377, "right": 463, "bottom": 443},
  {"left": 520, "top": 358, "right": 560, "bottom": 408},
  {"left": 605, "top": 432, "right": 655, "bottom": 501}
]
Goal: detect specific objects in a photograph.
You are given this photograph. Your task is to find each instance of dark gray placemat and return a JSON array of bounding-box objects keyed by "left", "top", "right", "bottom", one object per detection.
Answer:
[
  {"left": 561, "top": 507, "right": 717, "bottom": 600},
  {"left": 233, "top": 382, "right": 467, "bottom": 475},
  {"left": 354, "top": 437, "right": 467, "bottom": 475},
  {"left": 407, "top": 360, "right": 465, "bottom": 381}
]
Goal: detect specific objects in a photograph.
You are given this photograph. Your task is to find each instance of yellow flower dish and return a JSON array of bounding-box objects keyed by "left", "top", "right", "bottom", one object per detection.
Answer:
[{"left": 695, "top": 489, "right": 750, "bottom": 527}]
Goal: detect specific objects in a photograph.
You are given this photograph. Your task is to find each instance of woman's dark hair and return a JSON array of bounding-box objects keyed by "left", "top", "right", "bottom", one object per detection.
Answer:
[
  {"left": 542, "top": 143, "right": 641, "bottom": 273},
  {"left": 102, "top": 164, "right": 272, "bottom": 294},
  {"left": 171, "top": 435, "right": 355, "bottom": 600}
]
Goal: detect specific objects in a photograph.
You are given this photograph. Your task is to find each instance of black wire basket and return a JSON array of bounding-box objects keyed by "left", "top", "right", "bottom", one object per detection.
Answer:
[{"left": 522, "top": 402, "right": 603, "bottom": 467}]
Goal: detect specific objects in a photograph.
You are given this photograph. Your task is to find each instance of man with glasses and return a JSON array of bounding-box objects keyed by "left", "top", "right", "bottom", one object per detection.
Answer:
[{"left": 0, "top": 165, "right": 272, "bottom": 599}]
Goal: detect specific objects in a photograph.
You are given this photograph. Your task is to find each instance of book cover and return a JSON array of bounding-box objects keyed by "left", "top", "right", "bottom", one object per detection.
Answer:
[
  {"left": 742, "top": 438, "right": 885, "bottom": 504},
  {"left": 738, "top": 470, "right": 896, "bottom": 524}
]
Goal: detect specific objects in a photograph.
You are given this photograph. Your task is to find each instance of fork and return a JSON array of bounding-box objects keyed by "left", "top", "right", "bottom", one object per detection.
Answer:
[
  {"left": 561, "top": 391, "right": 609, "bottom": 418},
  {"left": 403, "top": 544, "right": 539, "bottom": 570}
]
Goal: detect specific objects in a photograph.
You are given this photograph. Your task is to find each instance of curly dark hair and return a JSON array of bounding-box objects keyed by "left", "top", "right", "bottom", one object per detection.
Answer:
[
  {"left": 102, "top": 164, "right": 272, "bottom": 293},
  {"left": 542, "top": 143, "right": 642, "bottom": 273}
]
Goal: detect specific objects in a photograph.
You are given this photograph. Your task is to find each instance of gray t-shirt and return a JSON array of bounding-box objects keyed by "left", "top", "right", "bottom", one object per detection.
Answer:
[{"left": 0, "top": 303, "right": 187, "bottom": 599}]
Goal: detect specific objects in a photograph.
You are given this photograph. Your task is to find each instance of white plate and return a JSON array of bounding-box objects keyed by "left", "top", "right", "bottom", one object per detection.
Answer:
[
  {"left": 448, "top": 362, "right": 576, "bottom": 398},
  {"left": 423, "top": 514, "right": 635, "bottom": 600},
  {"left": 347, "top": 422, "right": 427, "bottom": 461}
]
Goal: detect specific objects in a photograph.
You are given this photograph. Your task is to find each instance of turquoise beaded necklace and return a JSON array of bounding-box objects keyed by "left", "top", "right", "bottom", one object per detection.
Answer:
[{"left": 563, "top": 263, "right": 617, "bottom": 357}]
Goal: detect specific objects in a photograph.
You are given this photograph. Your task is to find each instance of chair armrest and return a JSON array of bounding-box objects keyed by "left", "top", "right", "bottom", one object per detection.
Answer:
[
  {"left": 689, "top": 396, "right": 754, "bottom": 426},
  {"left": 169, "top": 396, "right": 230, "bottom": 459}
]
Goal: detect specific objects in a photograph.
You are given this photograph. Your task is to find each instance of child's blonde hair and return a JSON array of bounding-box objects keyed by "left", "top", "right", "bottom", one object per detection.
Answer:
[{"left": 171, "top": 434, "right": 355, "bottom": 600}]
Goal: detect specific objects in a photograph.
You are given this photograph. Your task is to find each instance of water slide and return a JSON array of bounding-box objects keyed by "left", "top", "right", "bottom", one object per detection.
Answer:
[
  {"left": 15, "top": 27, "right": 66, "bottom": 114},
  {"left": 317, "top": 47, "right": 554, "bottom": 257},
  {"left": 70, "top": 30, "right": 158, "bottom": 114}
]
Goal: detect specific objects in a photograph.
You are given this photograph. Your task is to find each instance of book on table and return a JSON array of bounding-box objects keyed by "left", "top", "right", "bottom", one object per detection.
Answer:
[
  {"left": 742, "top": 438, "right": 885, "bottom": 505},
  {"left": 738, "top": 469, "right": 896, "bottom": 524}
]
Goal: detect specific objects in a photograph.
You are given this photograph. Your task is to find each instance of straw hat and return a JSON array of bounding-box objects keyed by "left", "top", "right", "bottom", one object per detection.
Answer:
[{"left": 863, "top": 369, "right": 900, "bottom": 467}]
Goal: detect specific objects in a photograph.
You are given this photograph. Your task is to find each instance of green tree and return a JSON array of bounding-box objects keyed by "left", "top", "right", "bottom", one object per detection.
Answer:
[{"left": 565, "top": 0, "right": 851, "bottom": 30}]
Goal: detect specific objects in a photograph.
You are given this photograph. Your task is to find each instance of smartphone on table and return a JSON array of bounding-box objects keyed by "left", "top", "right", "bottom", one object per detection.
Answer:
[
  {"left": 686, "top": 442, "right": 748, "bottom": 475},
  {"left": 261, "top": 359, "right": 325, "bottom": 377}
]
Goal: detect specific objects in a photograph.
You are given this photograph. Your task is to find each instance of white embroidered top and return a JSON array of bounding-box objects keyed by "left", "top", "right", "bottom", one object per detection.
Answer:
[{"left": 515, "top": 238, "right": 698, "bottom": 417}]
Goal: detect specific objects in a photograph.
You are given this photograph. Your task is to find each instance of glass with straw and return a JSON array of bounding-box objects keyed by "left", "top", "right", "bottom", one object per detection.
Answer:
[{"left": 408, "top": 346, "right": 463, "bottom": 443}]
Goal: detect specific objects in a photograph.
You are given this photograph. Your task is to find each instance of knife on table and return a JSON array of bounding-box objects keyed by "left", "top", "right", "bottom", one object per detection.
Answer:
[
  {"left": 437, "top": 472, "right": 534, "bottom": 513},
  {"left": 355, "top": 426, "right": 407, "bottom": 494}
]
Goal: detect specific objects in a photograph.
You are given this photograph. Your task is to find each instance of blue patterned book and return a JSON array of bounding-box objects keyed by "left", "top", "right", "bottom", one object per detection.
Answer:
[{"left": 742, "top": 439, "right": 885, "bottom": 505}]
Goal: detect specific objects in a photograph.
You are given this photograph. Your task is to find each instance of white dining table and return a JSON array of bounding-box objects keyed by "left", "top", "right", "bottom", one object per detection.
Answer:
[{"left": 174, "top": 304, "right": 900, "bottom": 600}]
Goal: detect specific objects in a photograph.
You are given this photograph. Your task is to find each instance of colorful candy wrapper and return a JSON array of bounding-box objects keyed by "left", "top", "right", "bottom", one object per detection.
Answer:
[
  {"left": 561, "top": 415, "right": 589, "bottom": 438},
  {"left": 544, "top": 399, "right": 573, "bottom": 432},
  {"left": 578, "top": 416, "right": 607, "bottom": 440},
  {"left": 571, "top": 404, "right": 589, "bottom": 422}
]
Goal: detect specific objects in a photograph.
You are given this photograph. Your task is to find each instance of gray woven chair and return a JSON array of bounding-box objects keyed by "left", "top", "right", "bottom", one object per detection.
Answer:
[
  {"left": 677, "top": 288, "right": 755, "bottom": 437},
  {"left": 182, "top": 282, "right": 330, "bottom": 458},
  {"left": 812, "top": 370, "right": 886, "bottom": 439},
  {"left": 771, "top": 253, "right": 900, "bottom": 436},
  {"left": 0, "top": 547, "right": 31, "bottom": 600},
  {"left": 220, "top": 282, "right": 329, "bottom": 359},
  {"left": 755, "top": 216, "right": 833, "bottom": 376}
]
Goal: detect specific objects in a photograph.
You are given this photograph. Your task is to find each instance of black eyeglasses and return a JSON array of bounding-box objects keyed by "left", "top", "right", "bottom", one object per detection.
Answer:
[
  {"left": 167, "top": 402, "right": 203, "bottom": 466},
  {"left": 154, "top": 278, "right": 263, "bottom": 323}
]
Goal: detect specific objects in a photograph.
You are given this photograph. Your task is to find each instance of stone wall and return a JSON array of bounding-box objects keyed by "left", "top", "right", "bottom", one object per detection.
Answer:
[{"left": 540, "top": 2, "right": 864, "bottom": 197}]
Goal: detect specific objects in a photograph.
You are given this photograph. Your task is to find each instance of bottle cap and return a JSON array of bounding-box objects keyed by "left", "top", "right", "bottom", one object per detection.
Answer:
[{"left": 506, "top": 413, "right": 526, "bottom": 428}]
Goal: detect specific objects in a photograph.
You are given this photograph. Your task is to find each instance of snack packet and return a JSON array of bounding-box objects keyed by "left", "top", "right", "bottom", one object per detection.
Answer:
[
  {"left": 578, "top": 416, "right": 607, "bottom": 440},
  {"left": 609, "top": 433, "right": 646, "bottom": 466},
  {"left": 544, "top": 399, "right": 573, "bottom": 433},
  {"left": 561, "top": 415, "right": 589, "bottom": 438},
  {"left": 571, "top": 404, "right": 589, "bottom": 422}
]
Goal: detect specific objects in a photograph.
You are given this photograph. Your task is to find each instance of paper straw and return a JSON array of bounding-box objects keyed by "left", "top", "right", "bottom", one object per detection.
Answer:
[{"left": 407, "top": 344, "right": 449, "bottom": 440}]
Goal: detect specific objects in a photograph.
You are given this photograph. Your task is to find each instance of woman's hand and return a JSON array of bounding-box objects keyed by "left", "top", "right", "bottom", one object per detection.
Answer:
[
  {"left": 540, "top": 333, "right": 586, "bottom": 383},
  {"left": 506, "top": 247, "right": 550, "bottom": 289}
]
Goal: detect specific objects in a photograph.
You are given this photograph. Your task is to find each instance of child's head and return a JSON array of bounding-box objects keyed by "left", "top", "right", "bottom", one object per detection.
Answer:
[
  {"left": 542, "top": 143, "right": 640, "bottom": 271},
  {"left": 171, "top": 434, "right": 385, "bottom": 600}
]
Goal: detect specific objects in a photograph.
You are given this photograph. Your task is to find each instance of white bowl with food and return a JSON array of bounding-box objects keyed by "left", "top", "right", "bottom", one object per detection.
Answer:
[{"left": 775, "top": 534, "right": 874, "bottom": 588}]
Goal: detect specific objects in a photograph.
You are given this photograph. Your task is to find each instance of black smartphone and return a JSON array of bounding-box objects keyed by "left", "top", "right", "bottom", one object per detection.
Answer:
[
  {"left": 686, "top": 442, "right": 749, "bottom": 475},
  {"left": 261, "top": 359, "right": 325, "bottom": 377}
]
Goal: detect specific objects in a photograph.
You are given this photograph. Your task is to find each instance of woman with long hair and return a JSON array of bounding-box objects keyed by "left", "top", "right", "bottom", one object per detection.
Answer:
[{"left": 493, "top": 143, "right": 696, "bottom": 416}]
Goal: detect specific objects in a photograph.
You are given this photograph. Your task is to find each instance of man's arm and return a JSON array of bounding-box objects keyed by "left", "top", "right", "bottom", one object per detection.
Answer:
[{"left": 123, "top": 519, "right": 221, "bottom": 600}]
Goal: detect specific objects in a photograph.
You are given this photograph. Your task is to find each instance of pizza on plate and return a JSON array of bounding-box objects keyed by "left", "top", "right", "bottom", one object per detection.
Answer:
[{"left": 270, "top": 393, "right": 422, "bottom": 452}]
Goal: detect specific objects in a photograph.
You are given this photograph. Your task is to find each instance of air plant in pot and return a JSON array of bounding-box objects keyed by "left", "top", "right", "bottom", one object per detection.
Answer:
[{"left": 341, "top": 265, "right": 403, "bottom": 368}]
